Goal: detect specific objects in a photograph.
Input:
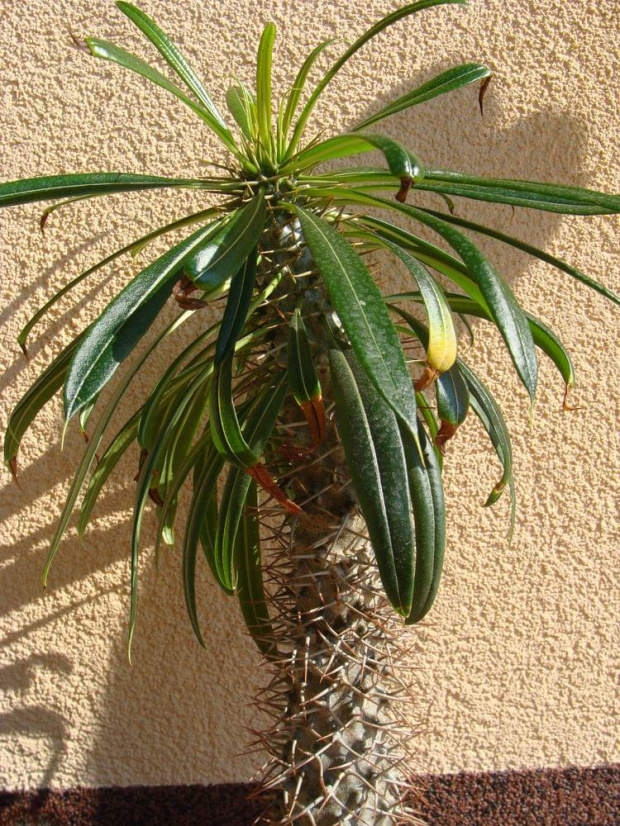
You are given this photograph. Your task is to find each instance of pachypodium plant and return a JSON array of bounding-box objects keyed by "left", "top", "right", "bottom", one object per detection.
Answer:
[{"left": 3, "top": 1, "right": 618, "bottom": 823}]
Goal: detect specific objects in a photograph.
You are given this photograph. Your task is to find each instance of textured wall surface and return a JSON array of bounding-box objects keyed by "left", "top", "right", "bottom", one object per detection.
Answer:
[{"left": 0, "top": 0, "right": 618, "bottom": 792}]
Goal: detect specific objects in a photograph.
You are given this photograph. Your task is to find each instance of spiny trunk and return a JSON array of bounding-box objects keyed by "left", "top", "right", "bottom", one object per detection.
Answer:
[
  {"left": 252, "top": 522, "right": 423, "bottom": 825},
  {"left": 247, "top": 217, "right": 423, "bottom": 824},
  {"left": 248, "top": 423, "right": 423, "bottom": 825}
]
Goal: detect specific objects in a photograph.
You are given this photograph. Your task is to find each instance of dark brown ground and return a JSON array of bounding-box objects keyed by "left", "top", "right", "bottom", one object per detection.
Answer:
[{"left": 1, "top": 766, "right": 618, "bottom": 825}]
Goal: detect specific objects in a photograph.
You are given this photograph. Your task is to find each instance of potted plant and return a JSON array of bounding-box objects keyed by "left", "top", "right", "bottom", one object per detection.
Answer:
[{"left": 2, "top": 2, "right": 617, "bottom": 823}]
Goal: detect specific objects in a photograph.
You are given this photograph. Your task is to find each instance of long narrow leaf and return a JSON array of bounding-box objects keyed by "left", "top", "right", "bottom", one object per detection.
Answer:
[
  {"left": 418, "top": 207, "right": 620, "bottom": 305},
  {"left": 354, "top": 63, "right": 491, "bottom": 130},
  {"left": 185, "top": 193, "right": 266, "bottom": 288},
  {"left": 378, "top": 238, "right": 457, "bottom": 374},
  {"left": 293, "top": 206, "right": 420, "bottom": 448},
  {"left": 285, "top": 0, "right": 465, "bottom": 158},
  {"left": 0, "top": 172, "right": 205, "bottom": 209},
  {"left": 256, "top": 23, "right": 277, "bottom": 154},
  {"left": 116, "top": 2, "right": 231, "bottom": 133},
  {"left": 289, "top": 133, "right": 424, "bottom": 187},
  {"left": 406, "top": 422, "right": 446, "bottom": 623},
  {"left": 418, "top": 169, "right": 620, "bottom": 215},
  {"left": 64, "top": 218, "right": 224, "bottom": 422},
  {"left": 214, "top": 373, "right": 288, "bottom": 591},
  {"left": 210, "top": 355, "right": 259, "bottom": 469},
  {"left": 4, "top": 336, "right": 83, "bottom": 471},
  {"left": 215, "top": 248, "right": 258, "bottom": 365},
  {"left": 19, "top": 206, "right": 221, "bottom": 350},
  {"left": 86, "top": 38, "right": 240, "bottom": 155},
  {"left": 399, "top": 419, "right": 435, "bottom": 619},
  {"left": 330, "top": 346, "right": 415, "bottom": 616},
  {"left": 281, "top": 39, "right": 334, "bottom": 143},
  {"left": 287, "top": 308, "right": 321, "bottom": 404},
  {"left": 182, "top": 449, "right": 226, "bottom": 645},
  {"left": 234, "top": 482, "right": 276, "bottom": 657},
  {"left": 226, "top": 84, "right": 257, "bottom": 141}
]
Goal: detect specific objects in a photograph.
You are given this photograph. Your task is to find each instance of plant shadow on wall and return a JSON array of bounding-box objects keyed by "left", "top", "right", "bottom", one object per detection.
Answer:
[{"left": 0, "top": 59, "right": 597, "bottom": 795}]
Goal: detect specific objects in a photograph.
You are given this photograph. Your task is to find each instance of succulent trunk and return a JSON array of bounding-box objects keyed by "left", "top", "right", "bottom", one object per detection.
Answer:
[{"left": 249, "top": 216, "right": 422, "bottom": 825}]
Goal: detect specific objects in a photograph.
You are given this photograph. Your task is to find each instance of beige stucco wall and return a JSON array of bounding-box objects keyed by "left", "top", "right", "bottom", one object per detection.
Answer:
[{"left": 0, "top": 0, "right": 618, "bottom": 792}]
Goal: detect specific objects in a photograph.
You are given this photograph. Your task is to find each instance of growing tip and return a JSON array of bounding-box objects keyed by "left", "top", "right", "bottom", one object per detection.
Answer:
[
  {"left": 8, "top": 457, "right": 21, "bottom": 488},
  {"left": 478, "top": 75, "right": 492, "bottom": 117},
  {"left": 562, "top": 383, "right": 581, "bottom": 412},
  {"left": 60, "top": 418, "right": 71, "bottom": 452},
  {"left": 395, "top": 177, "right": 413, "bottom": 204},
  {"left": 67, "top": 29, "right": 90, "bottom": 54}
]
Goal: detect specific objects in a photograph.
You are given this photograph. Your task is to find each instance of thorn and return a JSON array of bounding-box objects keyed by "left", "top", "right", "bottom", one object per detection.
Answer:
[
  {"left": 18, "top": 340, "right": 29, "bottom": 360},
  {"left": 479, "top": 74, "right": 492, "bottom": 117},
  {"left": 40, "top": 211, "right": 50, "bottom": 233},
  {"left": 247, "top": 463, "right": 302, "bottom": 515}
]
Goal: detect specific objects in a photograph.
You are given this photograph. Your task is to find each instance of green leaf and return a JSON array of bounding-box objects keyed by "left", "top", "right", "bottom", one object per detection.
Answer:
[
  {"left": 398, "top": 418, "right": 435, "bottom": 618},
  {"left": 64, "top": 219, "right": 224, "bottom": 422},
  {"left": 234, "top": 482, "right": 277, "bottom": 657},
  {"left": 344, "top": 192, "right": 539, "bottom": 401},
  {"left": 458, "top": 359, "right": 516, "bottom": 518},
  {"left": 299, "top": 196, "right": 493, "bottom": 313},
  {"left": 19, "top": 206, "right": 221, "bottom": 351},
  {"left": 210, "top": 355, "right": 259, "bottom": 469},
  {"left": 153, "top": 431, "right": 214, "bottom": 563},
  {"left": 182, "top": 448, "right": 227, "bottom": 646},
  {"left": 78, "top": 411, "right": 141, "bottom": 537},
  {"left": 116, "top": 2, "right": 231, "bottom": 133},
  {"left": 289, "top": 133, "right": 424, "bottom": 186},
  {"left": 214, "top": 373, "right": 288, "bottom": 591},
  {"left": 131, "top": 368, "right": 213, "bottom": 647},
  {"left": 287, "top": 308, "right": 321, "bottom": 404},
  {"left": 354, "top": 63, "right": 491, "bottom": 130},
  {"left": 285, "top": 0, "right": 465, "bottom": 158},
  {"left": 293, "top": 206, "right": 420, "bottom": 447},
  {"left": 281, "top": 39, "right": 334, "bottom": 143},
  {"left": 436, "top": 364, "right": 470, "bottom": 427},
  {"left": 418, "top": 207, "right": 620, "bottom": 306},
  {"left": 43, "top": 312, "right": 191, "bottom": 613},
  {"left": 138, "top": 325, "right": 219, "bottom": 450},
  {"left": 419, "top": 169, "right": 620, "bottom": 215},
  {"left": 185, "top": 193, "right": 266, "bottom": 289},
  {"left": 226, "top": 84, "right": 256, "bottom": 141},
  {"left": 424, "top": 291, "right": 577, "bottom": 392},
  {"left": 405, "top": 421, "right": 446, "bottom": 624},
  {"left": 86, "top": 38, "right": 240, "bottom": 155},
  {"left": 377, "top": 238, "right": 457, "bottom": 373},
  {"left": 156, "top": 379, "right": 211, "bottom": 509},
  {"left": 0, "top": 172, "right": 205, "bottom": 209},
  {"left": 4, "top": 336, "right": 83, "bottom": 471},
  {"left": 256, "top": 23, "right": 277, "bottom": 154},
  {"left": 215, "top": 248, "right": 258, "bottom": 365},
  {"left": 329, "top": 346, "right": 414, "bottom": 616},
  {"left": 392, "top": 301, "right": 515, "bottom": 532}
]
